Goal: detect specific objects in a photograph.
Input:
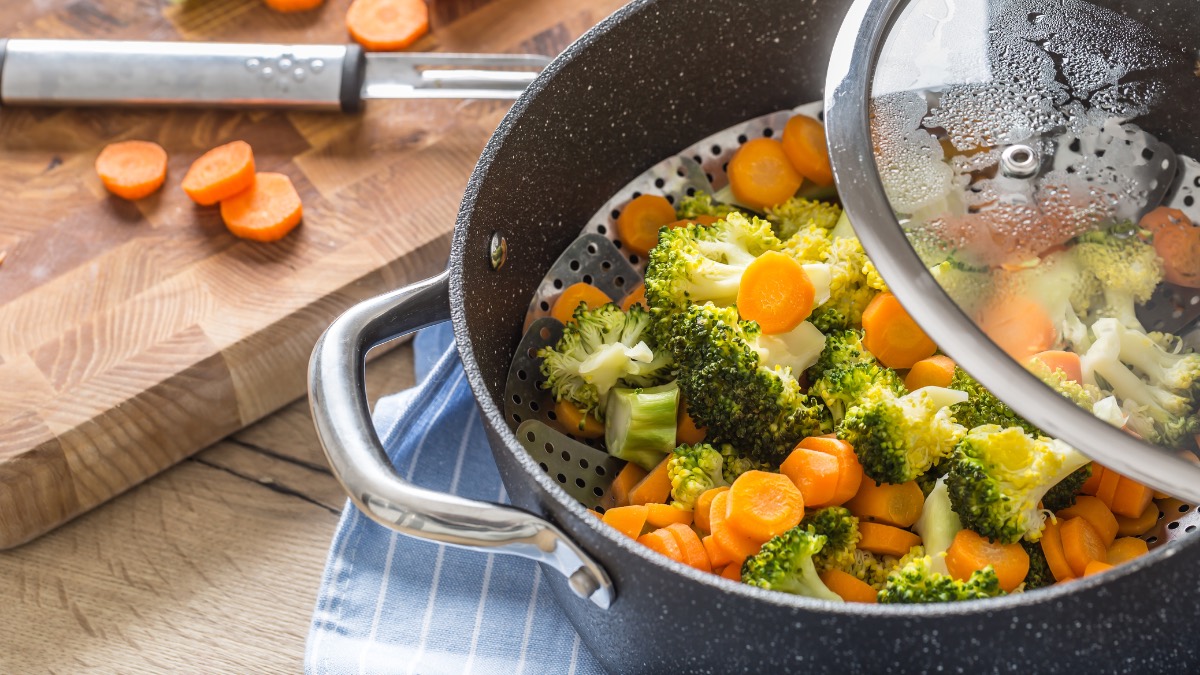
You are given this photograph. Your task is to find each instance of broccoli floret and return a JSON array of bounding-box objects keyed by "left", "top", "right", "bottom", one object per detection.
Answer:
[
  {"left": 809, "top": 329, "right": 874, "bottom": 379},
  {"left": 877, "top": 554, "right": 1005, "bottom": 604},
  {"left": 538, "top": 303, "right": 674, "bottom": 421},
  {"left": 912, "top": 477, "right": 963, "bottom": 576},
  {"left": 1042, "top": 464, "right": 1092, "bottom": 512},
  {"left": 765, "top": 197, "right": 842, "bottom": 241},
  {"left": 1027, "top": 360, "right": 1104, "bottom": 411},
  {"left": 667, "top": 443, "right": 727, "bottom": 510},
  {"left": 675, "top": 192, "right": 742, "bottom": 221},
  {"left": 928, "top": 259, "right": 994, "bottom": 317},
  {"left": 811, "top": 363, "right": 906, "bottom": 425},
  {"left": 808, "top": 235, "right": 888, "bottom": 331},
  {"left": 840, "top": 549, "right": 898, "bottom": 590},
  {"left": 718, "top": 443, "right": 770, "bottom": 483},
  {"left": 604, "top": 383, "right": 680, "bottom": 471},
  {"left": 1020, "top": 540, "right": 1055, "bottom": 590},
  {"left": 946, "top": 425, "right": 1092, "bottom": 544},
  {"left": 740, "top": 526, "right": 843, "bottom": 601},
  {"left": 1082, "top": 318, "right": 1200, "bottom": 447},
  {"left": 915, "top": 460, "right": 949, "bottom": 497},
  {"left": 801, "top": 506, "right": 861, "bottom": 572},
  {"left": 671, "top": 303, "right": 831, "bottom": 464},
  {"left": 838, "top": 386, "right": 969, "bottom": 484},
  {"left": 1072, "top": 227, "right": 1164, "bottom": 331},
  {"left": 1113, "top": 322, "right": 1200, "bottom": 403},
  {"left": 949, "top": 367, "right": 1040, "bottom": 436},
  {"left": 781, "top": 223, "right": 834, "bottom": 263}
]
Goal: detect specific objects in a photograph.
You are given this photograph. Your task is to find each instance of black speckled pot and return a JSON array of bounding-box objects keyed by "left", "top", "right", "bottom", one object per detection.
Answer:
[{"left": 436, "top": 0, "right": 1200, "bottom": 672}]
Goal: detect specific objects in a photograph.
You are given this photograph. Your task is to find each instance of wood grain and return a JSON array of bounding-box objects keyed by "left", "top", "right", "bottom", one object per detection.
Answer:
[{"left": 0, "top": 0, "right": 624, "bottom": 550}]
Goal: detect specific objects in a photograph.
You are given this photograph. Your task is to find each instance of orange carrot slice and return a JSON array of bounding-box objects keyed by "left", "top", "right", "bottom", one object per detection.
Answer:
[
  {"left": 975, "top": 295, "right": 1056, "bottom": 361},
  {"left": 665, "top": 522, "right": 712, "bottom": 573},
  {"left": 736, "top": 251, "right": 816, "bottom": 334},
  {"left": 638, "top": 528, "right": 686, "bottom": 564},
  {"left": 1114, "top": 501, "right": 1159, "bottom": 538},
  {"left": 676, "top": 400, "right": 707, "bottom": 446},
  {"left": 346, "top": 0, "right": 430, "bottom": 51},
  {"left": 1057, "top": 495, "right": 1118, "bottom": 548},
  {"left": 628, "top": 455, "right": 672, "bottom": 506},
  {"left": 709, "top": 490, "right": 761, "bottom": 566},
  {"left": 1083, "top": 560, "right": 1113, "bottom": 577},
  {"left": 1152, "top": 218, "right": 1200, "bottom": 288},
  {"left": 727, "top": 138, "right": 803, "bottom": 210},
  {"left": 601, "top": 505, "right": 649, "bottom": 539},
  {"left": 780, "top": 115, "right": 834, "bottom": 187},
  {"left": 819, "top": 569, "right": 878, "bottom": 603},
  {"left": 95, "top": 140, "right": 168, "bottom": 200},
  {"left": 550, "top": 283, "right": 612, "bottom": 324},
  {"left": 182, "top": 140, "right": 256, "bottom": 206},
  {"left": 704, "top": 535, "right": 732, "bottom": 569},
  {"left": 263, "top": 0, "right": 324, "bottom": 13},
  {"left": 220, "top": 172, "right": 303, "bottom": 242},
  {"left": 861, "top": 293, "right": 937, "bottom": 369},
  {"left": 1060, "top": 517, "right": 1107, "bottom": 579},
  {"left": 1140, "top": 206, "right": 1190, "bottom": 237},
  {"left": 798, "top": 436, "right": 863, "bottom": 505},
  {"left": 554, "top": 399, "right": 605, "bottom": 440},
  {"left": 610, "top": 462, "right": 649, "bottom": 508},
  {"left": 1028, "top": 350, "right": 1082, "bottom": 383},
  {"left": 1040, "top": 519, "right": 1074, "bottom": 582},
  {"left": 904, "top": 355, "right": 956, "bottom": 391},
  {"left": 1106, "top": 536, "right": 1149, "bottom": 565},
  {"left": 725, "top": 470, "right": 806, "bottom": 543},
  {"left": 1080, "top": 464, "right": 1105, "bottom": 496},
  {"left": 844, "top": 479, "right": 925, "bottom": 528},
  {"left": 694, "top": 486, "right": 729, "bottom": 533},
  {"left": 944, "top": 529, "right": 1030, "bottom": 593},
  {"left": 616, "top": 195, "right": 677, "bottom": 256},
  {"left": 646, "top": 503, "right": 694, "bottom": 528},
  {"left": 720, "top": 561, "right": 742, "bottom": 582},
  {"left": 1095, "top": 466, "right": 1122, "bottom": 507},
  {"left": 780, "top": 445, "right": 840, "bottom": 509},
  {"left": 620, "top": 283, "right": 647, "bottom": 312},
  {"left": 857, "top": 522, "right": 921, "bottom": 558},
  {"left": 1110, "top": 475, "right": 1155, "bottom": 520}
]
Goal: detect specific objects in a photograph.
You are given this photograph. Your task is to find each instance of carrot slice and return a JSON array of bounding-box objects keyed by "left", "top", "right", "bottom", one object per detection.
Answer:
[
  {"left": 601, "top": 505, "right": 649, "bottom": 539},
  {"left": 720, "top": 561, "right": 743, "bottom": 582},
  {"left": 725, "top": 470, "right": 806, "bottom": 543},
  {"left": 263, "top": 0, "right": 324, "bottom": 13},
  {"left": 857, "top": 522, "right": 922, "bottom": 558},
  {"left": 694, "top": 486, "right": 729, "bottom": 533},
  {"left": 975, "top": 295, "right": 1057, "bottom": 361},
  {"left": 736, "top": 251, "right": 816, "bottom": 334},
  {"left": 904, "top": 355, "right": 956, "bottom": 391},
  {"left": 1152, "top": 218, "right": 1200, "bottom": 288},
  {"left": 1056, "top": 495, "right": 1118, "bottom": 548},
  {"left": 554, "top": 399, "right": 605, "bottom": 440},
  {"left": 704, "top": 535, "right": 732, "bottom": 569},
  {"left": 1106, "top": 536, "right": 1149, "bottom": 565},
  {"left": 844, "top": 479, "right": 925, "bottom": 528},
  {"left": 550, "top": 283, "right": 612, "bottom": 324},
  {"left": 1110, "top": 475, "right": 1155, "bottom": 519},
  {"left": 665, "top": 522, "right": 712, "bottom": 573},
  {"left": 1140, "top": 206, "right": 1191, "bottom": 237},
  {"left": 346, "top": 0, "right": 430, "bottom": 51},
  {"left": 628, "top": 455, "right": 673, "bottom": 506},
  {"left": 638, "top": 528, "right": 686, "bottom": 564},
  {"left": 944, "top": 529, "right": 1030, "bottom": 593},
  {"left": 608, "top": 462, "right": 649, "bottom": 508},
  {"left": 1083, "top": 560, "right": 1113, "bottom": 577},
  {"left": 709, "top": 490, "right": 761, "bottom": 565},
  {"left": 220, "top": 172, "right": 303, "bottom": 242},
  {"left": 1040, "top": 519, "right": 1074, "bottom": 582},
  {"left": 95, "top": 140, "right": 168, "bottom": 200},
  {"left": 1028, "top": 350, "right": 1082, "bottom": 384},
  {"left": 620, "top": 283, "right": 648, "bottom": 312},
  {"left": 1080, "top": 464, "right": 1105, "bottom": 496},
  {"left": 676, "top": 400, "right": 707, "bottom": 446},
  {"left": 780, "top": 446, "right": 840, "bottom": 509},
  {"left": 1114, "top": 501, "right": 1159, "bottom": 537},
  {"left": 182, "top": 140, "right": 256, "bottom": 206},
  {"left": 819, "top": 569, "right": 878, "bottom": 603},
  {"left": 646, "top": 503, "right": 694, "bottom": 528},
  {"left": 727, "top": 138, "right": 803, "bottom": 211},
  {"left": 861, "top": 293, "right": 937, "bottom": 369},
  {"left": 1095, "top": 466, "right": 1122, "bottom": 507},
  {"left": 617, "top": 195, "right": 678, "bottom": 256},
  {"left": 587, "top": 509, "right": 603, "bottom": 519},
  {"left": 1060, "top": 517, "right": 1107, "bottom": 579},
  {"left": 798, "top": 436, "right": 863, "bottom": 505},
  {"left": 780, "top": 115, "right": 834, "bottom": 187}
]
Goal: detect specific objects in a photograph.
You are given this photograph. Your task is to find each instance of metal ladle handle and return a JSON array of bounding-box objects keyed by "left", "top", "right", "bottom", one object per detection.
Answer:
[{"left": 308, "top": 270, "right": 614, "bottom": 609}]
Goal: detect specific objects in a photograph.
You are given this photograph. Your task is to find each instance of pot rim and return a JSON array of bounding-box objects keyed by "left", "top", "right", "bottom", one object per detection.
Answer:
[{"left": 448, "top": 0, "right": 1196, "bottom": 617}]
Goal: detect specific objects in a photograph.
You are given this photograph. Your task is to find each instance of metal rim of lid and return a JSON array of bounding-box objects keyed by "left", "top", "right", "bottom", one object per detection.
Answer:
[{"left": 823, "top": 0, "right": 1200, "bottom": 504}]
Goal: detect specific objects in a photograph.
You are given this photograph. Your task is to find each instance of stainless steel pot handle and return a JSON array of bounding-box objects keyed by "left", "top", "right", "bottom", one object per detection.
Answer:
[{"left": 308, "top": 270, "right": 614, "bottom": 609}]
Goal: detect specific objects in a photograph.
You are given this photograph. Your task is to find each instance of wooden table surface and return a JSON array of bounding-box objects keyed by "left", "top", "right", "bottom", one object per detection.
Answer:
[{"left": 0, "top": 0, "right": 626, "bottom": 670}]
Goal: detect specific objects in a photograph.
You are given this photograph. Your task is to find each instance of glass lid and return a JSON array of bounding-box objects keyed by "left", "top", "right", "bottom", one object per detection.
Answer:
[{"left": 825, "top": 0, "right": 1200, "bottom": 501}]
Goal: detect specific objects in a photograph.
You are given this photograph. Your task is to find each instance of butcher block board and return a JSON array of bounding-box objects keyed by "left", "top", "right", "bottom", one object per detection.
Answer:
[{"left": 0, "top": 0, "right": 626, "bottom": 549}]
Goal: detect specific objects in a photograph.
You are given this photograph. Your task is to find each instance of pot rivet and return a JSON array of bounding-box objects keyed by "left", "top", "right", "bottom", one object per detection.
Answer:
[
  {"left": 489, "top": 232, "right": 508, "bottom": 270},
  {"left": 567, "top": 568, "right": 599, "bottom": 599},
  {"left": 1000, "top": 144, "right": 1040, "bottom": 179}
]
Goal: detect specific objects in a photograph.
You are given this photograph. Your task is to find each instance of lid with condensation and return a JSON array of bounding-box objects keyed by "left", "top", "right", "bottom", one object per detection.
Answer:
[{"left": 825, "top": 0, "right": 1200, "bottom": 501}]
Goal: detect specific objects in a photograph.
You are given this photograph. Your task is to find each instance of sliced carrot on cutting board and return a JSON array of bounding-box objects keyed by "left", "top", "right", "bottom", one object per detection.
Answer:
[
  {"left": 95, "top": 140, "right": 168, "bottom": 200},
  {"left": 182, "top": 140, "right": 256, "bottom": 205},
  {"left": 220, "top": 172, "right": 303, "bottom": 242},
  {"left": 346, "top": 0, "right": 430, "bottom": 52}
]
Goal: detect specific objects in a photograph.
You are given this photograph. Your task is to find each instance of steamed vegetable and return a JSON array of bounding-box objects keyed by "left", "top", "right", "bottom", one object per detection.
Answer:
[{"left": 605, "top": 383, "right": 680, "bottom": 471}]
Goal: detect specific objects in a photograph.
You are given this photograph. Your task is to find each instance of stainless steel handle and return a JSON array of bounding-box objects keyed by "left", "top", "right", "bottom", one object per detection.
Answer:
[
  {"left": 308, "top": 270, "right": 614, "bottom": 609},
  {"left": 0, "top": 39, "right": 363, "bottom": 111}
]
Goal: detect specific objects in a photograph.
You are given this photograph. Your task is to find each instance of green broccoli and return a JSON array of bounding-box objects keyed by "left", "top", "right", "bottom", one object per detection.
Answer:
[
  {"left": 765, "top": 197, "right": 842, "bottom": 241},
  {"left": 801, "top": 506, "right": 861, "bottom": 571},
  {"left": 1028, "top": 360, "right": 1104, "bottom": 411},
  {"left": 949, "top": 367, "right": 1040, "bottom": 436},
  {"left": 838, "top": 386, "right": 969, "bottom": 484},
  {"left": 811, "top": 363, "right": 906, "bottom": 425},
  {"left": 670, "top": 303, "right": 831, "bottom": 464},
  {"left": 604, "top": 382, "right": 680, "bottom": 471},
  {"left": 809, "top": 329, "right": 875, "bottom": 380},
  {"left": 1020, "top": 540, "right": 1055, "bottom": 590},
  {"left": 538, "top": 303, "right": 674, "bottom": 422},
  {"left": 1072, "top": 226, "right": 1164, "bottom": 331},
  {"left": 718, "top": 443, "right": 770, "bottom": 483},
  {"left": 807, "top": 235, "right": 888, "bottom": 332},
  {"left": 912, "top": 477, "right": 963, "bottom": 576},
  {"left": 781, "top": 222, "right": 834, "bottom": 264},
  {"left": 945, "top": 425, "right": 1092, "bottom": 544},
  {"left": 877, "top": 554, "right": 1005, "bottom": 604},
  {"left": 740, "top": 526, "right": 843, "bottom": 601},
  {"left": 839, "top": 549, "right": 898, "bottom": 590},
  {"left": 667, "top": 443, "right": 727, "bottom": 510},
  {"left": 915, "top": 460, "right": 949, "bottom": 497},
  {"left": 1042, "top": 464, "right": 1092, "bottom": 512},
  {"left": 675, "top": 192, "right": 742, "bottom": 221}
]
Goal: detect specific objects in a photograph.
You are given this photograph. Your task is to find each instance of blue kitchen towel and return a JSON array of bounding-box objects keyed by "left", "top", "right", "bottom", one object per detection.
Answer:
[{"left": 305, "top": 321, "right": 604, "bottom": 675}]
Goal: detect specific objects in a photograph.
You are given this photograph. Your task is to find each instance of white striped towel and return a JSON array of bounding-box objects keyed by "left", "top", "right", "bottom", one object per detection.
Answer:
[{"left": 305, "top": 321, "right": 603, "bottom": 675}]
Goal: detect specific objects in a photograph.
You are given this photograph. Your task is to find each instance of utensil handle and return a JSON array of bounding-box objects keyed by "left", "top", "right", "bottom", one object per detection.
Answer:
[
  {"left": 308, "top": 270, "right": 614, "bottom": 609},
  {"left": 0, "top": 39, "right": 366, "bottom": 111}
]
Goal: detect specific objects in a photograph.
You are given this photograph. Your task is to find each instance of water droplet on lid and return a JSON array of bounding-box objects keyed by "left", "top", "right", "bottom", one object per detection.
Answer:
[
  {"left": 310, "top": 59, "right": 325, "bottom": 73},
  {"left": 293, "top": 67, "right": 307, "bottom": 81},
  {"left": 260, "top": 66, "right": 275, "bottom": 80},
  {"left": 245, "top": 58, "right": 261, "bottom": 70}
]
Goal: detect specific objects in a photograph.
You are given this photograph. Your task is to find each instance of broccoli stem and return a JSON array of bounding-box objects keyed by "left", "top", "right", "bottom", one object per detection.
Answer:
[{"left": 605, "top": 382, "right": 680, "bottom": 471}]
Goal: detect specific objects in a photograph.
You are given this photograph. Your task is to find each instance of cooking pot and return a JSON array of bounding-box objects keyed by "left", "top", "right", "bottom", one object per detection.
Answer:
[{"left": 308, "top": 0, "right": 1200, "bottom": 671}]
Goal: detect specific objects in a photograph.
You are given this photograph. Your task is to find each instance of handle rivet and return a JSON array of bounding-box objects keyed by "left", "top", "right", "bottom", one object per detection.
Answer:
[
  {"left": 567, "top": 568, "right": 599, "bottom": 599},
  {"left": 1001, "top": 144, "right": 1040, "bottom": 179},
  {"left": 490, "top": 232, "right": 508, "bottom": 270}
]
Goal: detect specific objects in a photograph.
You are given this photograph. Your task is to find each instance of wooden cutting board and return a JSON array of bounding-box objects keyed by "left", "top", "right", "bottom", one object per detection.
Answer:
[{"left": 0, "top": 0, "right": 626, "bottom": 549}]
